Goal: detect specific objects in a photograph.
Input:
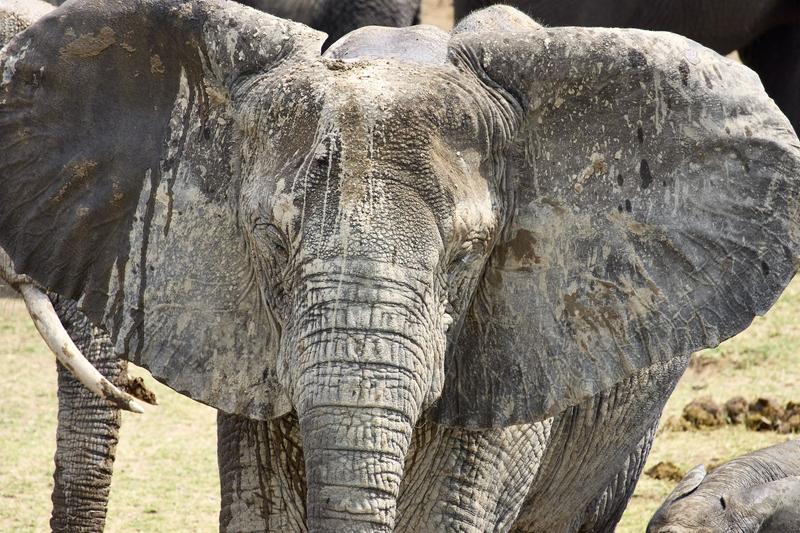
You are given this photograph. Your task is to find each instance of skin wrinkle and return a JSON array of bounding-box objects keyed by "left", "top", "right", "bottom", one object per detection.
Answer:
[{"left": 49, "top": 296, "right": 123, "bottom": 533}]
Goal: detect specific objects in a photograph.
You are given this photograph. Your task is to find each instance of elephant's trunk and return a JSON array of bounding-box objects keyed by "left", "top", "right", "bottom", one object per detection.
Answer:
[
  {"left": 299, "top": 398, "right": 414, "bottom": 531},
  {"left": 288, "top": 263, "right": 442, "bottom": 531}
]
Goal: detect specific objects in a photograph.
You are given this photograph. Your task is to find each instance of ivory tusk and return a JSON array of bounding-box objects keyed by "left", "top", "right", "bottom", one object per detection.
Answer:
[{"left": 18, "top": 283, "right": 145, "bottom": 414}]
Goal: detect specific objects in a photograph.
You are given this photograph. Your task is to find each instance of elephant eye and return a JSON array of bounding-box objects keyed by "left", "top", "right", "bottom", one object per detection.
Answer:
[
  {"left": 253, "top": 221, "right": 290, "bottom": 264},
  {"left": 719, "top": 495, "right": 726, "bottom": 510},
  {"left": 453, "top": 238, "right": 487, "bottom": 265}
]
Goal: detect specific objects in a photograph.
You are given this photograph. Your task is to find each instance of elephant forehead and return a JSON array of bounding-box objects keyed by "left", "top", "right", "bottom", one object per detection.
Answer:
[
  {"left": 249, "top": 60, "right": 494, "bottom": 186},
  {"left": 240, "top": 60, "right": 500, "bottom": 261}
]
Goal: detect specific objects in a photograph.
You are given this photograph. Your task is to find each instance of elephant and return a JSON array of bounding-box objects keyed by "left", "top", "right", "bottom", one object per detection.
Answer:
[
  {"left": 648, "top": 440, "right": 800, "bottom": 533},
  {"left": 453, "top": 0, "right": 800, "bottom": 136},
  {"left": 237, "top": 0, "right": 422, "bottom": 49},
  {"left": 41, "top": 0, "right": 422, "bottom": 51},
  {"left": 2, "top": 1, "right": 800, "bottom": 531},
  {"left": 1, "top": 3, "right": 156, "bottom": 531}
]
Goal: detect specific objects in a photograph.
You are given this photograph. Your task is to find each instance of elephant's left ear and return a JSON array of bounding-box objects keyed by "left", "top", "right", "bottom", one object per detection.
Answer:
[
  {"left": 433, "top": 26, "right": 800, "bottom": 428},
  {"left": 0, "top": 0, "right": 325, "bottom": 419}
]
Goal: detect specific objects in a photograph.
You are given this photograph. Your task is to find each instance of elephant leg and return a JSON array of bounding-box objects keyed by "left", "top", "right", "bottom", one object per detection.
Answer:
[
  {"left": 396, "top": 420, "right": 553, "bottom": 532},
  {"left": 510, "top": 354, "right": 690, "bottom": 533},
  {"left": 574, "top": 422, "right": 658, "bottom": 533},
  {"left": 50, "top": 295, "right": 123, "bottom": 533},
  {"left": 739, "top": 24, "right": 800, "bottom": 135},
  {"left": 217, "top": 412, "right": 306, "bottom": 532}
]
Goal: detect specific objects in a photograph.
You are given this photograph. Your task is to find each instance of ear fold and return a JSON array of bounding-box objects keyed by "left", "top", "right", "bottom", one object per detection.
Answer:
[
  {"left": 433, "top": 14, "right": 800, "bottom": 428},
  {"left": 647, "top": 464, "right": 706, "bottom": 532},
  {"left": 667, "top": 464, "right": 707, "bottom": 502},
  {"left": 0, "top": 0, "right": 324, "bottom": 419}
]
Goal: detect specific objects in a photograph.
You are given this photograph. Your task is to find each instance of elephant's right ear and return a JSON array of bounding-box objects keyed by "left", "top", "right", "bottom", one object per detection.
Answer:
[
  {"left": 0, "top": 0, "right": 325, "bottom": 419},
  {"left": 433, "top": 18, "right": 800, "bottom": 428}
]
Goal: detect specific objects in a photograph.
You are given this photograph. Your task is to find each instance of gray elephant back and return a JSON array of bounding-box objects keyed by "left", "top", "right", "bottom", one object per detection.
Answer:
[{"left": 323, "top": 24, "right": 450, "bottom": 64}]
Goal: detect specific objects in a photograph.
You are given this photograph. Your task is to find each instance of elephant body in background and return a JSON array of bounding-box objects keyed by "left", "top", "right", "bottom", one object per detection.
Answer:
[
  {"left": 238, "top": 0, "right": 421, "bottom": 48},
  {"left": 3, "top": 2, "right": 800, "bottom": 532},
  {"left": 454, "top": 0, "right": 800, "bottom": 134},
  {"left": 648, "top": 440, "right": 800, "bottom": 532},
  {"left": 42, "top": 0, "right": 422, "bottom": 49}
]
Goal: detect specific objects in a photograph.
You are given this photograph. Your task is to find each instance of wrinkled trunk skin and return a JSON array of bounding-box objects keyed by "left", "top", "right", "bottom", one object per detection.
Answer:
[
  {"left": 299, "top": 397, "right": 414, "bottom": 532},
  {"left": 50, "top": 296, "right": 122, "bottom": 533},
  {"left": 287, "top": 269, "right": 440, "bottom": 532},
  {"left": 218, "top": 412, "right": 307, "bottom": 532}
]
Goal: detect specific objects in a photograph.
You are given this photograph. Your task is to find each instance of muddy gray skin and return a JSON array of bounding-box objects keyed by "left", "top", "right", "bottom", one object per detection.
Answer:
[
  {"left": 42, "top": 0, "right": 421, "bottom": 50},
  {"left": 2, "top": 2, "right": 800, "bottom": 531},
  {"left": 648, "top": 440, "right": 800, "bottom": 533},
  {"left": 237, "top": 0, "right": 421, "bottom": 49},
  {"left": 1, "top": 3, "right": 150, "bottom": 530},
  {"left": 455, "top": 0, "right": 800, "bottom": 134}
]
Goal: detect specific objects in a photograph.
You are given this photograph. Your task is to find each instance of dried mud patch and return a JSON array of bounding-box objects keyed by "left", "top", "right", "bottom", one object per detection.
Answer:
[
  {"left": 664, "top": 396, "right": 800, "bottom": 434},
  {"left": 645, "top": 461, "right": 684, "bottom": 482}
]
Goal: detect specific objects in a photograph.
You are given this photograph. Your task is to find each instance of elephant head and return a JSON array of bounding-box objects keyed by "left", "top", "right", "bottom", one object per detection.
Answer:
[
  {"left": 2, "top": 2, "right": 799, "bottom": 529},
  {"left": 648, "top": 441, "right": 800, "bottom": 533}
]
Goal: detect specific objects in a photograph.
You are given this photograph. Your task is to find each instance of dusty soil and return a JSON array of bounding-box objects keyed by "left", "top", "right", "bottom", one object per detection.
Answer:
[
  {"left": 645, "top": 461, "right": 685, "bottom": 483},
  {"left": 420, "top": 0, "right": 454, "bottom": 29}
]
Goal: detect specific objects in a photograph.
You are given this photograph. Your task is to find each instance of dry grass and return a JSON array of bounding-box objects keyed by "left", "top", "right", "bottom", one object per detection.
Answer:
[{"left": 0, "top": 298, "right": 218, "bottom": 532}]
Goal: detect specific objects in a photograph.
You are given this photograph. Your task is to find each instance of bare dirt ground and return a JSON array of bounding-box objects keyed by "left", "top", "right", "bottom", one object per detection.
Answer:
[{"left": 421, "top": 0, "right": 454, "bottom": 29}]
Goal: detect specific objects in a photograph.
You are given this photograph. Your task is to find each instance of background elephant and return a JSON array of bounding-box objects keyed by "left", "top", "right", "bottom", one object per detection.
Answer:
[
  {"left": 238, "top": 0, "right": 422, "bottom": 49},
  {"left": 1, "top": 2, "right": 156, "bottom": 530},
  {"left": 2, "top": 2, "right": 799, "bottom": 532},
  {"left": 648, "top": 440, "right": 800, "bottom": 532},
  {"left": 453, "top": 0, "right": 800, "bottom": 135},
  {"left": 40, "top": 0, "right": 421, "bottom": 50}
]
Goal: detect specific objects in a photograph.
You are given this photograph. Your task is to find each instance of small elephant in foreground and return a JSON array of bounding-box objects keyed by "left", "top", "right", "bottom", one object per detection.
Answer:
[
  {"left": 648, "top": 440, "right": 800, "bottom": 533},
  {"left": 454, "top": 0, "right": 800, "bottom": 135},
  {"left": 3, "top": 1, "right": 800, "bottom": 531}
]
